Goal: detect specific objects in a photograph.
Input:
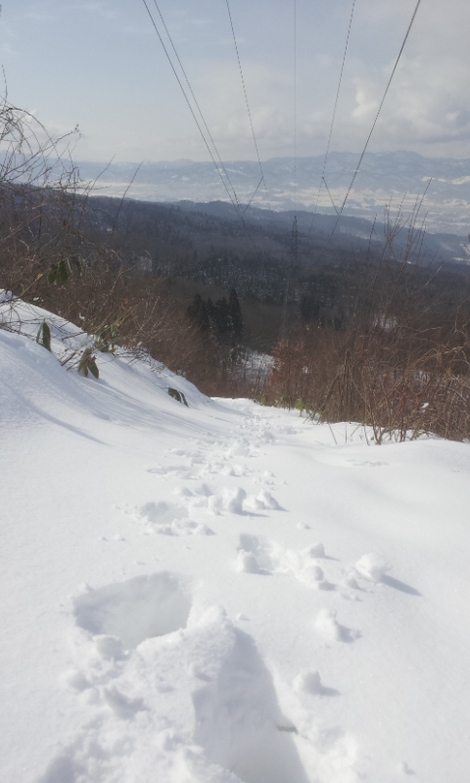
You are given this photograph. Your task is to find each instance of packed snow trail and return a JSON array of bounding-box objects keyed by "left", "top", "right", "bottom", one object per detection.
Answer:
[{"left": 1, "top": 302, "right": 469, "bottom": 783}]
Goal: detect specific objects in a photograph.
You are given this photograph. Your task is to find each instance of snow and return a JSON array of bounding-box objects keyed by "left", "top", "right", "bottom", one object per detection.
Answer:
[{"left": 1, "top": 298, "right": 470, "bottom": 783}]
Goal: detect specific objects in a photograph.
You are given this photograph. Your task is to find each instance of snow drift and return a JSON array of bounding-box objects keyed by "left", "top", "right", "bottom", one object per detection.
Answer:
[{"left": 1, "top": 297, "right": 469, "bottom": 783}]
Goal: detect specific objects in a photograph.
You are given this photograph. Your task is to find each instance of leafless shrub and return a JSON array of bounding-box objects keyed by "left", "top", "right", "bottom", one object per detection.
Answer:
[
  {"left": 0, "top": 93, "right": 219, "bottom": 382},
  {"left": 262, "top": 233, "right": 470, "bottom": 443}
]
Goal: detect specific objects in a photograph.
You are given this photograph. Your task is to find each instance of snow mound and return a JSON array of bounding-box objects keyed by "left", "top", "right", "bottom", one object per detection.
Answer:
[
  {"left": 192, "top": 627, "right": 310, "bottom": 783},
  {"left": 354, "top": 552, "right": 391, "bottom": 583}
]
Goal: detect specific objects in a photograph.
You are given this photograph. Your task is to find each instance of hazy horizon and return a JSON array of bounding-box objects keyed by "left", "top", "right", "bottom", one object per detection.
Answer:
[{"left": 72, "top": 151, "right": 470, "bottom": 236}]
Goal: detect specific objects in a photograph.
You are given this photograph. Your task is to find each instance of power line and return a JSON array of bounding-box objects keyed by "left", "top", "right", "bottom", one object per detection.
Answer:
[
  {"left": 243, "top": 175, "right": 264, "bottom": 214},
  {"left": 293, "top": 0, "right": 297, "bottom": 213},
  {"left": 225, "top": 0, "right": 268, "bottom": 208},
  {"left": 322, "top": 176, "right": 339, "bottom": 215},
  {"left": 141, "top": 0, "right": 245, "bottom": 224},
  {"left": 151, "top": 0, "right": 242, "bottom": 213},
  {"left": 332, "top": 0, "right": 423, "bottom": 235},
  {"left": 313, "top": 0, "right": 356, "bottom": 220},
  {"left": 281, "top": 1, "right": 299, "bottom": 340}
]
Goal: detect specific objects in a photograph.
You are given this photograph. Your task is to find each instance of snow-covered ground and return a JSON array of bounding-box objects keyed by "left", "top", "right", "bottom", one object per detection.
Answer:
[{"left": 1, "top": 298, "right": 469, "bottom": 783}]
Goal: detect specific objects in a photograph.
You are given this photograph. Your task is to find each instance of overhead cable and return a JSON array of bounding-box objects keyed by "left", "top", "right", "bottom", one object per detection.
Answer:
[
  {"left": 225, "top": 0, "right": 268, "bottom": 207},
  {"left": 141, "top": 0, "right": 244, "bottom": 222},
  {"left": 150, "top": 0, "right": 242, "bottom": 213},
  {"left": 312, "top": 0, "right": 356, "bottom": 220},
  {"left": 281, "top": 1, "right": 299, "bottom": 340},
  {"left": 293, "top": 0, "right": 297, "bottom": 212},
  {"left": 332, "top": 0, "right": 423, "bottom": 235}
]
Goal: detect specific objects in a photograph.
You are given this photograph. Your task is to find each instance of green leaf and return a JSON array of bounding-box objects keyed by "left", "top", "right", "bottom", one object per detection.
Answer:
[
  {"left": 47, "top": 264, "right": 58, "bottom": 285},
  {"left": 36, "top": 319, "right": 52, "bottom": 352},
  {"left": 56, "top": 259, "right": 69, "bottom": 286},
  {"left": 88, "top": 358, "right": 99, "bottom": 379},
  {"left": 168, "top": 387, "right": 189, "bottom": 407},
  {"left": 47, "top": 257, "right": 82, "bottom": 287},
  {"left": 70, "top": 255, "right": 83, "bottom": 276}
]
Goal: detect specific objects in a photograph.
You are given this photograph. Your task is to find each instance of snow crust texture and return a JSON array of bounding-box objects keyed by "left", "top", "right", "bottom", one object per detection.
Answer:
[{"left": 1, "top": 306, "right": 470, "bottom": 783}]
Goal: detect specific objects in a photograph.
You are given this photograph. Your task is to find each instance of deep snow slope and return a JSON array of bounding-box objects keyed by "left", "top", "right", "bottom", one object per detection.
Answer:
[{"left": 1, "top": 304, "right": 469, "bottom": 783}]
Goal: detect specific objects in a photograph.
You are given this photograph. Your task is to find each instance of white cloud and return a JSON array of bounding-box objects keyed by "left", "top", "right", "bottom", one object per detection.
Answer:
[
  {"left": 351, "top": 88, "right": 378, "bottom": 122},
  {"left": 7, "top": 0, "right": 470, "bottom": 161}
]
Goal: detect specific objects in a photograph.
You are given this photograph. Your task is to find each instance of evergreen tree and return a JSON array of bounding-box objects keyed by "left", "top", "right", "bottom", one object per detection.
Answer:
[
  {"left": 187, "top": 293, "right": 209, "bottom": 332},
  {"left": 228, "top": 288, "right": 243, "bottom": 338},
  {"left": 215, "top": 297, "right": 230, "bottom": 335},
  {"left": 187, "top": 289, "right": 243, "bottom": 344},
  {"left": 206, "top": 298, "right": 218, "bottom": 336}
]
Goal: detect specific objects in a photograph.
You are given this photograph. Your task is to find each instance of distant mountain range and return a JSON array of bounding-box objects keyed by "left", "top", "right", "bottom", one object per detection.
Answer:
[{"left": 79, "top": 151, "right": 470, "bottom": 239}]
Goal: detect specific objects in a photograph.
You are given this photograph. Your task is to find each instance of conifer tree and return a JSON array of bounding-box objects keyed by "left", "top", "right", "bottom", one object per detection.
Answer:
[{"left": 228, "top": 288, "right": 243, "bottom": 339}]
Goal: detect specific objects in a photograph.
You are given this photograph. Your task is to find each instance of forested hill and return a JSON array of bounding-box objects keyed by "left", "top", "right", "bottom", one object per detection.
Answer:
[{"left": 89, "top": 195, "right": 469, "bottom": 299}]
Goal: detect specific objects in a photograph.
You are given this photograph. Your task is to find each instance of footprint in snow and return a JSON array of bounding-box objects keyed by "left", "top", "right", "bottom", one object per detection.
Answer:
[
  {"left": 235, "top": 534, "right": 283, "bottom": 575},
  {"left": 192, "top": 625, "right": 311, "bottom": 783},
  {"left": 354, "top": 552, "right": 391, "bottom": 583},
  {"left": 299, "top": 564, "right": 335, "bottom": 591},
  {"left": 220, "top": 463, "right": 246, "bottom": 477},
  {"left": 352, "top": 553, "right": 422, "bottom": 596},
  {"left": 314, "top": 608, "right": 360, "bottom": 644},
  {"left": 182, "top": 485, "right": 248, "bottom": 517},
  {"left": 187, "top": 484, "right": 283, "bottom": 517},
  {"left": 398, "top": 761, "right": 416, "bottom": 775},
  {"left": 135, "top": 501, "right": 214, "bottom": 536},
  {"left": 73, "top": 571, "right": 192, "bottom": 651},
  {"left": 146, "top": 463, "right": 192, "bottom": 479},
  {"left": 102, "top": 685, "right": 147, "bottom": 718},
  {"left": 63, "top": 572, "right": 194, "bottom": 717},
  {"left": 293, "top": 670, "right": 340, "bottom": 698},
  {"left": 257, "top": 428, "right": 276, "bottom": 443},
  {"left": 236, "top": 535, "right": 335, "bottom": 590},
  {"left": 225, "top": 438, "right": 256, "bottom": 458}
]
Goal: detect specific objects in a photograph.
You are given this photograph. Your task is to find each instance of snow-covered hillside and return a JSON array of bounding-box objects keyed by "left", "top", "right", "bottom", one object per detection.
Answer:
[{"left": 1, "top": 300, "right": 469, "bottom": 783}]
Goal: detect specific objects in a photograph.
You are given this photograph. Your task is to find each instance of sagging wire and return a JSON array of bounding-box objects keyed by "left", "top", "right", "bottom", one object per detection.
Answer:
[
  {"left": 141, "top": 0, "right": 245, "bottom": 226},
  {"left": 225, "top": 0, "right": 269, "bottom": 210},
  {"left": 331, "top": 0, "right": 423, "bottom": 236},
  {"left": 312, "top": 0, "right": 356, "bottom": 223}
]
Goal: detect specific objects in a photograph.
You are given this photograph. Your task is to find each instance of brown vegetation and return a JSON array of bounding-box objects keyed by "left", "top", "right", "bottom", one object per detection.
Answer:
[
  {"left": 262, "top": 255, "right": 470, "bottom": 442},
  {"left": 1, "top": 94, "right": 469, "bottom": 442}
]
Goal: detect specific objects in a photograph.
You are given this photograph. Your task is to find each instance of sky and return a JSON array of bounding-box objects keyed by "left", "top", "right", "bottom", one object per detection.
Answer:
[{"left": 1, "top": 0, "right": 470, "bottom": 164}]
